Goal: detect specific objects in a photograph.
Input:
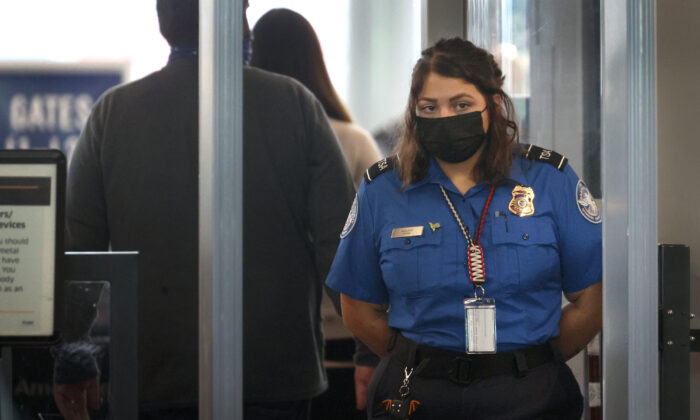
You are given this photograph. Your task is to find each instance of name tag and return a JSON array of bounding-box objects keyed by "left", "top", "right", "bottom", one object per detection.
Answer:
[{"left": 390, "top": 226, "right": 424, "bottom": 238}]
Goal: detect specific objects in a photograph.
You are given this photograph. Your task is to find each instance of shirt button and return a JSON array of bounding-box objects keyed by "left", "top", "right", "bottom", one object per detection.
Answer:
[
  {"left": 404, "top": 238, "right": 412, "bottom": 245},
  {"left": 522, "top": 233, "right": 529, "bottom": 240}
]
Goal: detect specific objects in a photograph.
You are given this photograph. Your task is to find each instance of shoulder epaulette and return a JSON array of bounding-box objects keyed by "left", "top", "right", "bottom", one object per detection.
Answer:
[
  {"left": 364, "top": 155, "right": 398, "bottom": 183},
  {"left": 522, "top": 144, "right": 568, "bottom": 171}
]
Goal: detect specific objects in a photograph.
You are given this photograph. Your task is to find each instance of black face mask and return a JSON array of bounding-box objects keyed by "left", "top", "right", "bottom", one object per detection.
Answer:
[{"left": 416, "top": 110, "right": 487, "bottom": 163}]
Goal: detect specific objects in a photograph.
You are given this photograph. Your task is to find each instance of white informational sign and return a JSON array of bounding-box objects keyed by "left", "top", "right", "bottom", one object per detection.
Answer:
[{"left": 0, "top": 163, "right": 57, "bottom": 337}]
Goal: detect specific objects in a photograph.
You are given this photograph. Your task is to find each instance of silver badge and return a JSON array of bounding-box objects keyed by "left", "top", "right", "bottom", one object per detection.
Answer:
[
  {"left": 340, "top": 195, "right": 359, "bottom": 238},
  {"left": 576, "top": 180, "right": 601, "bottom": 224}
]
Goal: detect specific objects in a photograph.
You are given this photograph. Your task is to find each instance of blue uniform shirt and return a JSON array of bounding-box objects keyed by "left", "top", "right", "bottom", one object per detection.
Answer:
[{"left": 326, "top": 151, "right": 602, "bottom": 353}]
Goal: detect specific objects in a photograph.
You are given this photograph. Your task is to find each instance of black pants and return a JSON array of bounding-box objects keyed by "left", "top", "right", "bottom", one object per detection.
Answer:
[
  {"left": 244, "top": 399, "right": 311, "bottom": 420},
  {"left": 366, "top": 335, "right": 583, "bottom": 420},
  {"left": 311, "top": 338, "right": 366, "bottom": 420},
  {"left": 138, "top": 401, "right": 310, "bottom": 420},
  {"left": 139, "top": 405, "right": 197, "bottom": 420}
]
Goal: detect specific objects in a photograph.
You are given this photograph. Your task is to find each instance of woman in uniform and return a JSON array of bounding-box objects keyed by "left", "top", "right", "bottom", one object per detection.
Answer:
[{"left": 325, "top": 38, "right": 602, "bottom": 419}]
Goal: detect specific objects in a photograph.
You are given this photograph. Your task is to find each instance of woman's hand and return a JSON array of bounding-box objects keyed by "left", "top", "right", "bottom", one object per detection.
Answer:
[
  {"left": 556, "top": 281, "right": 603, "bottom": 360},
  {"left": 341, "top": 294, "right": 393, "bottom": 357}
]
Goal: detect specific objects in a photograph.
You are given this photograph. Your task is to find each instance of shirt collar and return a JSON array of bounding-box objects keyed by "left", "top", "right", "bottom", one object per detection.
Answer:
[
  {"left": 404, "top": 157, "right": 465, "bottom": 195},
  {"left": 404, "top": 152, "right": 530, "bottom": 194}
]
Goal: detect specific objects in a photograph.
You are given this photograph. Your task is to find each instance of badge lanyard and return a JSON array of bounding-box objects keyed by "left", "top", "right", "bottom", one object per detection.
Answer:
[
  {"left": 438, "top": 184, "right": 495, "bottom": 296},
  {"left": 439, "top": 184, "right": 498, "bottom": 354}
]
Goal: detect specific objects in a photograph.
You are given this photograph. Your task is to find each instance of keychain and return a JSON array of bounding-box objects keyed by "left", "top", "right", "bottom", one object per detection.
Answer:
[{"left": 383, "top": 367, "right": 422, "bottom": 419}]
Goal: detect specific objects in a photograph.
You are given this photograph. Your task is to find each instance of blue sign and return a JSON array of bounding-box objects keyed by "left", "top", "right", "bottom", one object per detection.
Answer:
[{"left": 0, "top": 66, "right": 124, "bottom": 162}]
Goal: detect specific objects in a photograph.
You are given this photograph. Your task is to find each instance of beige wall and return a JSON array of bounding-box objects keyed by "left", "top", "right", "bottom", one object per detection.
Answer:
[{"left": 657, "top": 0, "right": 700, "bottom": 417}]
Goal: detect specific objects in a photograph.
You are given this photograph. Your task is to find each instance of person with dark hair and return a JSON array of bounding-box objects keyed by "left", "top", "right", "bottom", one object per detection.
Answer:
[
  {"left": 326, "top": 38, "right": 602, "bottom": 419},
  {"left": 61, "top": 1, "right": 354, "bottom": 419},
  {"left": 251, "top": 8, "right": 380, "bottom": 187},
  {"left": 251, "top": 9, "right": 381, "bottom": 417}
]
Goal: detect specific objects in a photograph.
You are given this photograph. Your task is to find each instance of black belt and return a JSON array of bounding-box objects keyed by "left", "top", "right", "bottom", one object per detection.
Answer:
[{"left": 388, "top": 333, "right": 559, "bottom": 386}]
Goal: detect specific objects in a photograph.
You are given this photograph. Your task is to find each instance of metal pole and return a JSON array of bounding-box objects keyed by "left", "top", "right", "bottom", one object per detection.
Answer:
[
  {"left": 601, "top": 0, "right": 658, "bottom": 418},
  {"left": 199, "top": 0, "right": 243, "bottom": 419}
]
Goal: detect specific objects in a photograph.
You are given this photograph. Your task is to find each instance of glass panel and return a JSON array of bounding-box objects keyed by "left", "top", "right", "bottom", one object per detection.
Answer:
[
  {"left": 247, "top": 0, "right": 422, "bottom": 157},
  {"left": 243, "top": 2, "right": 419, "bottom": 419},
  {"left": 6, "top": 281, "right": 110, "bottom": 419},
  {"left": 657, "top": 0, "right": 700, "bottom": 417},
  {"left": 467, "top": 0, "right": 601, "bottom": 197},
  {"left": 0, "top": 3, "right": 196, "bottom": 418},
  {"left": 467, "top": 0, "right": 603, "bottom": 416},
  {"left": 0, "top": 1, "right": 165, "bottom": 163}
]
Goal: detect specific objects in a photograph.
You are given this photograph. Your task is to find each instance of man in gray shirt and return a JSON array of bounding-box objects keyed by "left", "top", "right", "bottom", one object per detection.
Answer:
[{"left": 61, "top": 0, "right": 354, "bottom": 418}]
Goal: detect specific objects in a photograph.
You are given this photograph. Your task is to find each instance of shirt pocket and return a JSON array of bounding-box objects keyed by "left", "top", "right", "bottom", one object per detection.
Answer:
[
  {"left": 378, "top": 226, "right": 443, "bottom": 295},
  {"left": 490, "top": 216, "right": 560, "bottom": 292}
]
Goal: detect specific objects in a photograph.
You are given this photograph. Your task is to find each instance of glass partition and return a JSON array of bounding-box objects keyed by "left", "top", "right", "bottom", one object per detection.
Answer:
[
  {"left": 467, "top": 0, "right": 601, "bottom": 195},
  {"left": 466, "top": 0, "right": 603, "bottom": 417},
  {"left": 7, "top": 1, "right": 671, "bottom": 419},
  {"left": 0, "top": 2, "right": 196, "bottom": 418},
  {"left": 0, "top": 252, "right": 138, "bottom": 419},
  {"left": 3, "top": 281, "right": 110, "bottom": 419}
]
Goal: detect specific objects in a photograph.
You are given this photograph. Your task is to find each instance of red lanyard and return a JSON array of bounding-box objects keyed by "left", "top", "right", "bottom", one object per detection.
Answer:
[{"left": 439, "top": 185, "right": 496, "bottom": 287}]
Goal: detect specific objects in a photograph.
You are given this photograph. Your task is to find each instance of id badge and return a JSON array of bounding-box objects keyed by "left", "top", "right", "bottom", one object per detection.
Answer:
[{"left": 464, "top": 297, "right": 497, "bottom": 354}]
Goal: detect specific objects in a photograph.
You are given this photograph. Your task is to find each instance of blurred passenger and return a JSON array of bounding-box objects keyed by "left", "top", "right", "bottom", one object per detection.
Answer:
[
  {"left": 251, "top": 8, "right": 381, "bottom": 187},
  {"left": 60, "top": 1, "right": 354, "bottom": 419},
  {"left": 372, "top": 118, "right": 403, "bottom": 158},
  {"left": 251, "top": 8, "right": 382, "bottom": 418}
]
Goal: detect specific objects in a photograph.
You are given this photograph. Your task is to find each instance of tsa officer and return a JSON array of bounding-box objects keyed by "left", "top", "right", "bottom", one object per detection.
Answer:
[{"left": 326, "top": 38, "right": 602, "bottom": 420}]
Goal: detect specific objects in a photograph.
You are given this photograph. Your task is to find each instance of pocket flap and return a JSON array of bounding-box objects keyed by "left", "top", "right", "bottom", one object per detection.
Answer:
[{"left": 491, "top": 217, "right": 557, "bottom": 247}]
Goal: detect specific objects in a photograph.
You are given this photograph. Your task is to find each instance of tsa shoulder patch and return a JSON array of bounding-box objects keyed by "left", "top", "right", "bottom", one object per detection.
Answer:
[
  {"left": 522, "top": 144, "right": 568, "bottom": 171},
  {"left": 576, "top": 180, "right": 601, "bottom": 224},
  {"left": 340, "top": 194, "right": 359, "bottom": 238},
  {"left": 364, "top": 155, "right": 397, "bottom": 183}
]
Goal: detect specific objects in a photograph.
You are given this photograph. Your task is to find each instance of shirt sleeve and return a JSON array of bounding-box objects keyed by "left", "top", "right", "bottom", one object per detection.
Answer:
[
  {"left": 65, "top": 98, "right": 110, "bottom": 251},
  {"left": 555, "top": 165, "right": 603, "bottom": 293},
  {"left": 326, "top": 182, "right": 389, "bottom": 304}
]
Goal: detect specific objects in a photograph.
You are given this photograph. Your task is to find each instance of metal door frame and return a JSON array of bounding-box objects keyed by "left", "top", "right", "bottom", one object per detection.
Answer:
[
  {"left": 197, "top": 0, "right": 660, "bottom": 418},
  {"left": 601, "top": 0, "right": 658, "bottom": 418},
  {"left": 199, "top": 0, "right": 243, "bottom": 419}
]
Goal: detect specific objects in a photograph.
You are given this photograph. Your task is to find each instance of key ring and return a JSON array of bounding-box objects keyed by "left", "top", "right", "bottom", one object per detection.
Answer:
[
  {"left": 399, "top": 367, "right": 413, "bottom": 397},
  {"left": 473, "top": 285, "right": 485, "bottom": 300}
]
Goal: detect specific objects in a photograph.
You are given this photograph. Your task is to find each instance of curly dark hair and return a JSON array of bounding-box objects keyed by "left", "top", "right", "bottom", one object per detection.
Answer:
[{"left": 395, "top": 38, "right": 520, "bottom": 187}]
